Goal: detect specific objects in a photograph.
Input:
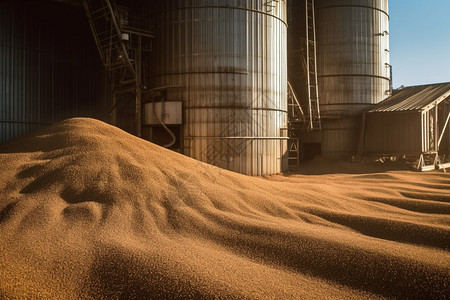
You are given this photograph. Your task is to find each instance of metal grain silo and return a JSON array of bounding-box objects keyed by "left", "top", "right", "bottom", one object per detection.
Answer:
[
  {"left": 150, "top": 0, "right": 288, "bottom": 175},
  {"left": 316, "top": 0, "right": 390, "bottom": 159}
]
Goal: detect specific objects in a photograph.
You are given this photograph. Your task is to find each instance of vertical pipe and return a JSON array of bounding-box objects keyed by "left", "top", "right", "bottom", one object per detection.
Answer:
[
  {"left": 305, "top": 0, "right": 312, "bottom": 130},
  {"left": 312, "top": 0, "right": 320, "bottom": 130},
  {"left": 112, "top": 90, "right": 117, "bottom": 126},
  {"left": 136, "top": 35, "right": 142, "bottom": 137}
]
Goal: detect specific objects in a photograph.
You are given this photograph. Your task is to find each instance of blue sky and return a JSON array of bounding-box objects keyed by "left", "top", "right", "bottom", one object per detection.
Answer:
[{"left": 389, "top": 0, "right": 450, "bottom": 88}]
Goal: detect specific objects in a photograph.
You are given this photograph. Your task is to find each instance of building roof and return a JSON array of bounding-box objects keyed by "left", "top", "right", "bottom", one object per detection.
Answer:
[{"left": 368, "top": 82, "right": 450, "bottom": 113}]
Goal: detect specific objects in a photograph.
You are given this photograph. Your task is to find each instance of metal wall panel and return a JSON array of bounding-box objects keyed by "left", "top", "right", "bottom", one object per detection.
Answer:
[
  {"left": 286, "top": 0, "right": 311, "bottom": 109},
  {"left": 150, "top": 0, "right": 288, "bottom": 175},
  {"left": 365, "top": 111, "right": 422, "bottom": 156},
  {"left": 321, "top": 116, "right": 361, "bottom": 160},
  {"left": 0, "top": 1, "right": 109, "bottom": 144}
]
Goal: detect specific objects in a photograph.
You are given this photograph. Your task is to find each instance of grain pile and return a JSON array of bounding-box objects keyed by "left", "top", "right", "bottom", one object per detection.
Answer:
[{"left": 0, "top": 118, "right": 449, "bottom": 299}]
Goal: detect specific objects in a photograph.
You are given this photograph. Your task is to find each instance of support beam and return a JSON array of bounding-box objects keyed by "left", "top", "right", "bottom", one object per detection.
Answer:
[
  {"left": 438, "top": 112, "right": 450, "bottom": 147},
  {"left": 434, "top": 102, "right": 438, "bottom": 151},
  {"left": 287, "top": 81, "right": 305, "bottom": 121}
]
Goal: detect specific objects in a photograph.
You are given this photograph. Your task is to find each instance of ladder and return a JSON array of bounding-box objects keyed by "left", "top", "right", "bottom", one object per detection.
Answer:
[
  {"left": 83, "top": 0, "right": 154, "bottom": 137},
  {"left": 288, "top": 138, "right": 300, "bottom": 171},
  {"left": 305, "top": 0, "right": 321, "bottom": 131},
  {"left": 82, "top": 0, "right": 136, "bottom": 88},
  {"left": 287, "top": 81, "right": 304, "bottom": 170}
]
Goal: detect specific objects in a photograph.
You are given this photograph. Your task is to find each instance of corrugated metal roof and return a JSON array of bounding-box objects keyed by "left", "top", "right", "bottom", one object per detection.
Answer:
[{"left": 368, "top": 82, "right": 450, "bottom": 113}]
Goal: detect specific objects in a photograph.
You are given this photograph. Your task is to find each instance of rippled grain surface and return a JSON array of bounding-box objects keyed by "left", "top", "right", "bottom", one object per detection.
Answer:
[{"left": 0, "top": 118, "right": 449, "bottom": 299}]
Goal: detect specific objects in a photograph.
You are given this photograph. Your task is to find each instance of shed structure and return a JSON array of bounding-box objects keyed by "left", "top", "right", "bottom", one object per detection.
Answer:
[{"left": 363, "top": 82, "right": 450, "bottom": 170}]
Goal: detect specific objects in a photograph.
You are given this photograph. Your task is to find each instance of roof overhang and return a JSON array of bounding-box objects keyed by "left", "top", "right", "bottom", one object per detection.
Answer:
[{"left": 421, "top": 91, "right": 450, "bottom": 113}]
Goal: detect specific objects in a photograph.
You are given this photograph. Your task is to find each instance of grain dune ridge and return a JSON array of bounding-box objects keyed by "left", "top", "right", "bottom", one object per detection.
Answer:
[{"left": 0, "top": 118, "right": 449, "bottom": 299}]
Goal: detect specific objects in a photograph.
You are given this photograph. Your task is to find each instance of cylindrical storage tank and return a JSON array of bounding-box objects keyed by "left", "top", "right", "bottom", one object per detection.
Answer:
[
  {"left": 316, "top": 0, "right": 390, "bottom": 159},
  {"left": 150, "top": 0, "right": 288, "bottom": 175}
]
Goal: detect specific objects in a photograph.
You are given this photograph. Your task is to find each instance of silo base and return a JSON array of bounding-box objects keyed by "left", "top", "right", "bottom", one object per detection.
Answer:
[
  {"left": 186, "top": 138, "right": 288, "bottom": 176},
  {"left": 321, "top": 117, "right": 362, "bottom": 160}
]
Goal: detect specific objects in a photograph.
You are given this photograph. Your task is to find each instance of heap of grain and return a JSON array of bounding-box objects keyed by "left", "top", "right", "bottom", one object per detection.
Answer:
[{"left": 0, "top": 118, "right": 448, "bottom": 299}]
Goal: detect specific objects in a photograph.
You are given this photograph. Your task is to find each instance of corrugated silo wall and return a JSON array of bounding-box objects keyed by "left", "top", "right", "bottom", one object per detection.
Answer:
[
  {"left": 316, "top": 0, "right": 390, "bottom": 159},
  {"left": 150, "top": 0, "right": 288, "bottom": 176},
  {"left": 0, "top": 0, "right": 110, "bottom": 144}
]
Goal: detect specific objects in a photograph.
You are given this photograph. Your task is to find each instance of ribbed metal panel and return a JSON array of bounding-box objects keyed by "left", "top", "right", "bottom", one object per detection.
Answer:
[
  {"left": 365, "top": 111, "right": 422, "bottom": 156},
  {"left": 150, "top": 0, "right": 288, "bottom": 176},
  {"left": 316, "top": 0, "right": 390, "bottom": 117},
  {"left": 0, "top": 1, "right": 109, "bottom": 144},
  {"left": 321, "top": 116, "right": 361, "bottom": 160}
]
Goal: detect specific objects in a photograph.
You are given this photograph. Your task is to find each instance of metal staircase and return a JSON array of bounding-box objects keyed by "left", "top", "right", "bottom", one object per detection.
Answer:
[
  {"left": 305, "top": 0, "right": 321, "bottom": 131},
  {"left": 82, "top": 0, "right": 154, "bottom": 137},
  {"left": 82, "top": 0, "right": 135, "bottom": 87},
  {"left": 285, "top": 0, "right": 322, "bottom": 170}
]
